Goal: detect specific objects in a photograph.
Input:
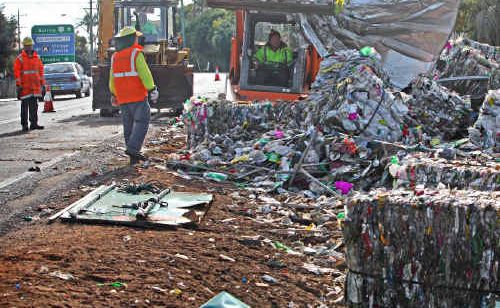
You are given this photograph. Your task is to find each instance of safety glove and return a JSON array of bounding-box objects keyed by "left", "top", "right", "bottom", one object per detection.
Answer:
[{"left": 149, "top": 86, "right": 159, "bottom": 104}]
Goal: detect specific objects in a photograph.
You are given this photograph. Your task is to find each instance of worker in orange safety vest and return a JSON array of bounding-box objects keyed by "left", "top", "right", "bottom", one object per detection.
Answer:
[
  {"left": 109, "top": 27, "right": 159, "bottom": 165},
  {"left": 13, "top": 37, "right": 45, "bottom": 131}
]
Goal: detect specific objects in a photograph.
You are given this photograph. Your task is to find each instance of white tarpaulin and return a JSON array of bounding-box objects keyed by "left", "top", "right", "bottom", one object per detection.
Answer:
[
  {"left": 309, "top": 0, "right": 461, "bottom": 87},
  {"left": 208, "top": 0, "right": 461, "bottom": 88}
]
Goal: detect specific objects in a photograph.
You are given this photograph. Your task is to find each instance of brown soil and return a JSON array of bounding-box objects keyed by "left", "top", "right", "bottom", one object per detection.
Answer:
[{"left": 0, "top": 126, "right": 345, "bottom": 307}]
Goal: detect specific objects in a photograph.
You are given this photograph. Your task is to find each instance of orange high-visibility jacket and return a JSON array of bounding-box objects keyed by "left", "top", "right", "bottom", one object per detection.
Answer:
[
  {"left": 13, "top": 50, "right": 45, "bottom": 100},
  {"left": 111, "top": 44, "right": 148, "bottom": 105}
]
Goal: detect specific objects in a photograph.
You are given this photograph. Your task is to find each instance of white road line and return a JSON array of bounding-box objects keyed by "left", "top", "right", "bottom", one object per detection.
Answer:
[
  {"left": 0, "top": 152, "right": 80, "bottom": 191},
  {"left": 0, "top": 103, "right": 91, "bottom": 126}
]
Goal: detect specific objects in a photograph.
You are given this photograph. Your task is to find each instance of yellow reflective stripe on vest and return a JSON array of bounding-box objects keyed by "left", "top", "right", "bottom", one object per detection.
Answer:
[{"left": 113, "top": 48, "right": 140, "bottom": 78}]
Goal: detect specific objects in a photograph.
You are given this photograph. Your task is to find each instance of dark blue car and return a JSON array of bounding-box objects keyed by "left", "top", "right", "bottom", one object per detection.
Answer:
[{"left": 44, "top": 62, "right": 91, "bottom": 99}]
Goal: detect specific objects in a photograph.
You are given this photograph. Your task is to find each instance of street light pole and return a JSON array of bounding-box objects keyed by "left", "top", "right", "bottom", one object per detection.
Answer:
[
  {"left": 17, "top": 9, "right": 21, "bottom": 53},
  {"left": 180, "top": 0, "right": 186, "bottom": 48},
  {"left": 89, "top": 0, "right": 94, "bottom": 69}
]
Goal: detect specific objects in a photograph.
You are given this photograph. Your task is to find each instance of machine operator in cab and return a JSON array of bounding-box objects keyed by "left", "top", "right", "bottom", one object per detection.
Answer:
[{"left": 254, "top": 30, "right": 293, "bottom": 87}]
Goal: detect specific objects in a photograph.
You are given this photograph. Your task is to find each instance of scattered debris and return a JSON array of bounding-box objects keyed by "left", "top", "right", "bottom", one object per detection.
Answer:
[
  {"left": 219, "top": 254, "right": 236, "bottom": 262},
  {"left": 49, "top": 271, "right": 75, "bottom": 281},
  {"left": 261, "top": 274, "right": 278, "bottom": 284}
]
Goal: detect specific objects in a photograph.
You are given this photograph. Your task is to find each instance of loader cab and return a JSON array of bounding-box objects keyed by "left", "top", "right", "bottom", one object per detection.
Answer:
[
  {"left": 239, "top": 12, "right": 309, "bottom": 98},
  {"left": 113, "top": 0, "right": 177, "bottom": 45}
]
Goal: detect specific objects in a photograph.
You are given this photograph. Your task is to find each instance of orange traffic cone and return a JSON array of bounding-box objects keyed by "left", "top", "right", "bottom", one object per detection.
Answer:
[
  {"left": 43, "top": 85, "right": 55, "bottom": 113},
  {"left": 214, "top": 66, "right": 220, "bottom": 81}
]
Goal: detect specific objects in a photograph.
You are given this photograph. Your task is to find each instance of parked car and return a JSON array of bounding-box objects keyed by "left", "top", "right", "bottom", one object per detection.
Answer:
[{"left": 43, "top": 62, "right": 91, "bottom": 99}]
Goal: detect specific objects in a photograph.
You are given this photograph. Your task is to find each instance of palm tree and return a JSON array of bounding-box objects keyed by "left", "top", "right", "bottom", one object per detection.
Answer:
[{"left": 76, "top": 10, "right": 98, "bottom": 36}]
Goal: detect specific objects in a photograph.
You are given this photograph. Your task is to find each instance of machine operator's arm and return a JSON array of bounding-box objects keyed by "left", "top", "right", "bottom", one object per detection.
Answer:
[
  {"left": 254, "top": 47, "right": 265, "bottom": 65},
  {"left": 284, "top": 47, "right": 293, "bottom": 66}
]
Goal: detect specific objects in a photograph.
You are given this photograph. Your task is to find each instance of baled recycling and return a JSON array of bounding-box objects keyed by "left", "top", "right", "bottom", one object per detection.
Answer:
[
  {"left": 436, "top": 37, "right": 499, "bottom": 96},
  {"left": 469, "top": 89, "right": 500, "bottom": 151},
  {"left": 173, "top": 40, "right": 499, "bottom": 307},
  {"left": 181, "top": 48, "right": 482, "bottom": 196},
  {"left": 386, "top": 153, "right": 500, "bottom": 191},
  {"left": 185, "top": 48, "right": 473, "bottom": 152},
  {"left": 344, "top": 189, "right": 499, "bottom": 307}
]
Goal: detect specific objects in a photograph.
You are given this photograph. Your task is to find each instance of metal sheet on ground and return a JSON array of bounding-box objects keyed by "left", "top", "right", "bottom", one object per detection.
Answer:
[{"left": 59, "top": 186, "right": 213, "bottom": 228}]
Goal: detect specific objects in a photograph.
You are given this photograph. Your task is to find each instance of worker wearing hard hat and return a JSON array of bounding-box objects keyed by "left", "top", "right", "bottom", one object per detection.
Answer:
[
  {"left": 109, "top": 27, "right": 159, "bottom": 165},
  {"left": 13, "top": 37, "right": 45, "bottom": 131},
  {"left": 254, "top": 30, "right": 293, "bottom": 87}
]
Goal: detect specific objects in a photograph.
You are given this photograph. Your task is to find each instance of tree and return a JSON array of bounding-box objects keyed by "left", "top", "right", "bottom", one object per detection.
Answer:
[
  {"left": 184, "top": 8, "right": 234, "bottom": 71},
  {"left": 75, "top": 35, "right": 90, "bottom": 73},
  {"left": 75, "top": 10, "right": 97, "bottom": 73},
  {"left": 76, "top": 10, "right": 98, "bottom": 37},
  {"left": 0, "top": 5, "right": 17, "bottom": 76},
  {"left": 455, "top": 0, "right": 498, "bottom": 45}
]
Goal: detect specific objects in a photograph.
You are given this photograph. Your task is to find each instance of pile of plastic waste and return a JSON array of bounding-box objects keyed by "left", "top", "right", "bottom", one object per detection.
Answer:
[
  {"left": 169, "top": 43, "right": 499, "bottom": 307},
  {"left": 435, "top": 37, "right": 499, "bottom": 96},
  {"left": 344, "top": 189, "right": 499, "bottom": 307},
  {"left": 405, "top": 76, "right": 473, "bottom": 140},
  {"left": 469, "top": 89, "right": 500, "bottom": 152},
  {"left": 304, "top": 48, "right": 410, "bottom": 143},
  {"left": 179, "top": 48, "right": 481, "bottom": 195},
  {"left": 385, "top": 151, "right": 500, "bottom": 191}
]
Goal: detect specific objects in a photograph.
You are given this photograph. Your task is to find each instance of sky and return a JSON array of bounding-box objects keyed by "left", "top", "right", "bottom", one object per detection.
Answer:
[{"left": 1, "top": 0, "right": 193, "bottom": 39}]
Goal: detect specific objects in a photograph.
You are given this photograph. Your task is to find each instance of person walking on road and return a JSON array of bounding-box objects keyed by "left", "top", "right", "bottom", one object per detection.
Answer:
[
  {"left": 13, "top": 37, "right": 45, "bottom": 131},
  {"left": 109, "top": 27, "right": 159, "bottom": 165}
]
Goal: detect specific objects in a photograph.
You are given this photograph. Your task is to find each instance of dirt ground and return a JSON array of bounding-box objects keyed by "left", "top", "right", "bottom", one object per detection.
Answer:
[{"left": 0, "top": 125, "right": 346, "bottom": 307}]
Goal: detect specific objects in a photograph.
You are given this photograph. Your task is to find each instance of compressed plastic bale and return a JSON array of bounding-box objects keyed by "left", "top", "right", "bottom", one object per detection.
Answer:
[
  {"left": 385, "top": 154, "right": 500, "bottom": 191},
  {"left": 407, "top": 76, "right": 473, "bottom": 140},
  {"left": 303, "top": 50, "right": 409, "bottom": 143},
  {"left": 343, "top": 189, "right": 499, "bottom": 307},
  {"left": 469, "top": 90, "right": 500, "bottom": 152},
  {"left": 184, "top": 98, "right": 309, "bottom": 149},
  {"left": 436, "top": 37, "right": 499, "bottom": 97}
]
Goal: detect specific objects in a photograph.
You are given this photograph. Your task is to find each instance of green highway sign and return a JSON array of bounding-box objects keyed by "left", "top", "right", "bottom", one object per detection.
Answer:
[{"left": 32, "top": 25, "right": 76, "bottom": 64}]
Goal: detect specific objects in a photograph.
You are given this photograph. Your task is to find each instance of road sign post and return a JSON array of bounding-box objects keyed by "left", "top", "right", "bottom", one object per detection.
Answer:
[{"left": 32, "top": 25, "right": 76, "bottom": 64}]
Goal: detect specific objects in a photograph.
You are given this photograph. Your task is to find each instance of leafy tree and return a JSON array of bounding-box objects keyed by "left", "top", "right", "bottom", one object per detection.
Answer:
[
  {"left": 75, "top": 35, "right": 90, "bottom": 73},
  {"left": 0, "top": 5, "right": 17, "bottom": 76},
  {"left": 184, "top": 8, "right": 234, "bottom": 71},
  {"left": 455, "top": 0, "right": 499, "bottom": 45},
  {"left": 76, "top": 10, "right": 98, "bottom": 37}
]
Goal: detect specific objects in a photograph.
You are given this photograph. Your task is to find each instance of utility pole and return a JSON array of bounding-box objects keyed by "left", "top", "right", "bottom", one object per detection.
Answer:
[
  {"left": 17, "top": 9, "right": 21, "bottom": 53},
  {"left": 89, "top": 0, "right": 94, "bottom": 69},
  {"left": 180, "top": 0, "right": 186, "bottom": 48}
]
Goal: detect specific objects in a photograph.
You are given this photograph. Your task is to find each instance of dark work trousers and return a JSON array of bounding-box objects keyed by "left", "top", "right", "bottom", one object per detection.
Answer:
[
  {"left": 256, "top": 66, "right": 290, "bottom": 87},
  {"left": 120, "top": 101, "right": 151, "bottom": 155},
  {"left": 20, "top": 96, "right": 39, "bottom": 128}
]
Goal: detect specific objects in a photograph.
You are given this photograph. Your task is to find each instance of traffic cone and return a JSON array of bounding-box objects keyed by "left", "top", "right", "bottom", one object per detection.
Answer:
[
  {"left": 214, "top": 66, "right": 220, "bottom": 81},
  {"left": 43, "top": 85, "right": 55, "bottom": 113}
]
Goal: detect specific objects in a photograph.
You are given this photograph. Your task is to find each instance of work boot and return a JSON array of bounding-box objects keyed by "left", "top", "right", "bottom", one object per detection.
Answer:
[
  {"left": 125, "top": 150, "right": 148, "bottom": 165},
  {"left": 30, "top": 125, "right": 44, "bottom": 130},
  {"left": 22, "top": 126, "right": 29, "bottom": 132}
]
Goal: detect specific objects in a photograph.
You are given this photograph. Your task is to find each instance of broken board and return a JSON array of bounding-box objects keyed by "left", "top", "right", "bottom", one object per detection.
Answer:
[{"left": 57, "top": 185, "right": 213, "bottom": 228}]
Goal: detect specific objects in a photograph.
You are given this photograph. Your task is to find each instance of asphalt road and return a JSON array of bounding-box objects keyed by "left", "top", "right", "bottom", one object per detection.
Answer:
[
  {"left": 0, "top": 72, "right": 226, "bottom": 185},
  {"left": 0, "top": 94, "right": 123, "bottom": 184}
]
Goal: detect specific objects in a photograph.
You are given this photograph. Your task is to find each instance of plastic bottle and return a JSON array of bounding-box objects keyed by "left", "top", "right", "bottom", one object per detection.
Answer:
[{"left": 203, "top": 172, "right": 228, "bottom": 182}]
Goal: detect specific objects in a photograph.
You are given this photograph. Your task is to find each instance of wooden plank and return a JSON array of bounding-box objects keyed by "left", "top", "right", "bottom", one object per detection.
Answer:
[{"left": 206, "top": 0, "right": 334, "bottom": 14}]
